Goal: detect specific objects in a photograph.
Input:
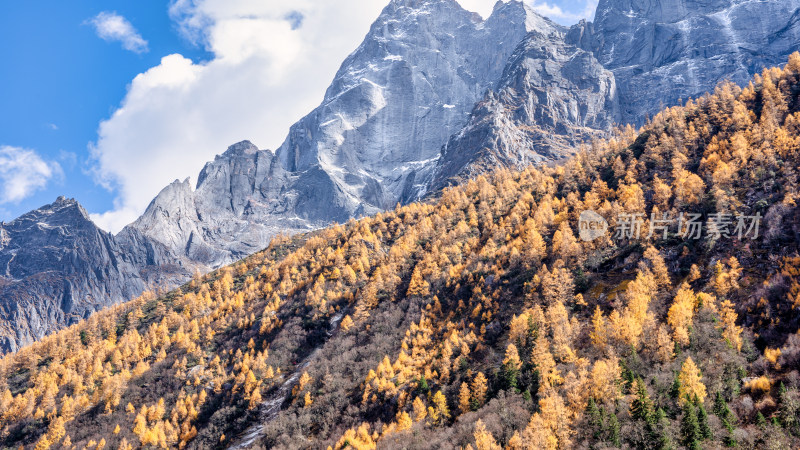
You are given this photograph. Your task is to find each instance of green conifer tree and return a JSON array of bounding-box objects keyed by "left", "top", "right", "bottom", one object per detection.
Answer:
[
  {"left": 607, "top": 409, "right": 621, "bottom": 447},
  {"left": 631, "top": 378, "right": 655, "bottom": 424},
  {"left": 696, "top": 397, "right": 712, "bottom": 440},
  {"left": 681, "top": 401, "right": 701, "bottom": 450}
]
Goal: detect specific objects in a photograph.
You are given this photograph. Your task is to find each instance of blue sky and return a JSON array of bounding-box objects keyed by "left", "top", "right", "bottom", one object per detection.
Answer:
[
  {"left": 0, "top": 1, "right": 209, "bottom": 219},
  {"left": 0, "top": 0, "right": 597, "bottom": 231}
]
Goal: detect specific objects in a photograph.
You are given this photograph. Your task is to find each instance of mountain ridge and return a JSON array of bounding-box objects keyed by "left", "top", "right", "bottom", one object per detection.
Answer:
[
  {"left": 0, "top": 197, "right": 185, "bottom": 353},
  {"left": 581, "top": 0, "right": 800, "bottom": 124},
  {"left": 126, "top": 0, "right": 550, "bottom": 269}
]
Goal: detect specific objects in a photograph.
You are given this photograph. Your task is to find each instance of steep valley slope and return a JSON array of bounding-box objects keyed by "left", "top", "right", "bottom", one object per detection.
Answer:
[
  {"left": 3, "top": 0, "right": 800, "bottom": 355},
  {"left": 2, "top": 57, "right": 800, "bottom": 449}
]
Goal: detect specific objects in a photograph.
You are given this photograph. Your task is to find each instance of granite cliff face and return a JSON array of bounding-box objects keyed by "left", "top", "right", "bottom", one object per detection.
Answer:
[
  {"left": 272, "top": 0, "right": 558, "bottom": 210},
  {"left": 122, "top": 141, "right": 309, "bottom": 270},
  {"left": 572, "top": 0, "right": 800, "bottom": 125},
  {"left": 0, "top": 198, "right": 184, "bottom": 352},
  {"left": 431, "top": 0, "right": 800, "bottom": 183},
  {"left": 431, "top": 28, "right": 618, "bottom": 188}
]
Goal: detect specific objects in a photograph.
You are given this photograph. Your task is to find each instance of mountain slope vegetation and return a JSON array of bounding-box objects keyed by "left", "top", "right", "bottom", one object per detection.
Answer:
[
  {"left": 6, "top": 0, "right": 800, "bottom": 357},
  {"left": 4, "top": 56, "right": 800, "bottom": 449}
]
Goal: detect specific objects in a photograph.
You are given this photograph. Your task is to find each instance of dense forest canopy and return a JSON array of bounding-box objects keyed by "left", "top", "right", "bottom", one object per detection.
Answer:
[{"left": 3, "top": 55, "right": 800, "bottom": 449}]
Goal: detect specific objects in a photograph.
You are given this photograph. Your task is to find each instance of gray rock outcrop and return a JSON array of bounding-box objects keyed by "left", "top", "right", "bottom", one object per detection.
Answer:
[
  {"left": 573, "top": 0, "right": 800, "bottom": 125},
  {"left": 431, "top": 28, "right": 618, "bottom": 188},
  {"left": 0, "top": 198, "right": 185, "bottom": 352},
  {"left": 431, "top": 0, "right": 800, "bottom": 183},
  {"left": 123, "top": 141, "right": 309, "bottom": 270}
]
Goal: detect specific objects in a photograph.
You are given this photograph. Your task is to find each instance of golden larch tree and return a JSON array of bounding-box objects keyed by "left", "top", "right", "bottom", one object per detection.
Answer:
[
  {"left": 503, "top": 344, "right": 522, "bottom": 371},
  {"left": 719, "top": 299, "right": 743, "bottom": 351},
  {"left": 668, "top": 284, "right": 697, "bottom": 346},
  {"left": 472, "top": 372, "right": 488, "bottom": 408},
  {"left": 458, "top": 382, "right": 471, "bottom": 415},
  {"left": 412, "top": 397, "right": 427, "bottom": 422},
  {"left": 678, "top": 357, "right": 707, "bottom": 404},
  {"left": 473, "top": 420, "right": 501, "bottom": 450},
  {"left": 531, "top": 334, "right": 561, "bottom": 390}
]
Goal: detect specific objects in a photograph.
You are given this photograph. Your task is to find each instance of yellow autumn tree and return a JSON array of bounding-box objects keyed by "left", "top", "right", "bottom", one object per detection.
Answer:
[
  {"left": 712, "top": 258, "right": 742, "bottom": 298},
  {"left": 333, "top": 423, "right": 376, "bottom": 450},
  {"left": 472, "top": 372, "right": 488, "bottom": 408},
  {"left": 547, "top": 300, "right": 576, "bottom": 362},
  {"left": 473, "top": 420, "right": 502, "bottom": 450},
  {"left": 590, "top": 307, "right": 608, "bottom": 350},
  {"left": 668, "top": 284, "right": 697, "bottom": 346},
  {"left": 459, "top": 382, "right": 472, "bottom": 414},
  {"left": 678, "top": 357, "right": 707, "bottom": 404},
  {"left": 407, "top": 266, "right": 430, "bottom": 297},
  {"left": 508, "top": 311, "right": 533, "bottom": 349},
  {"left": 396, "top": 411, "right": 412, "bottom": 432},
  {"left": 674, "top": 169, "right": 706, "bottom": 206},
  {"left": 719, "top": 299, "right": 743, "bottom": 351},
  {"left": 522, "top": 413, "right": 557, "bottom": 450},
  {"left": 643, "top": 246, "right": 671, "bottom": 288},
  {"left": 590, "top": 353, "right": 622, "bottom": 404},
  {"left": 523, "top": 226, "right": 547, "bottom": 266},
  {"left": 429, "top": 390, "right": 450, "bottom": 426},
  {"left": 340, "top": 315, "right": 354, "bottom": 332},
  {"left": 412, "top": 397, "right": 427, "bottom": 422},
  {"left": 524, "top": 393, "right": 572, "bottom": 449},
  {"left": 619, "top": 270, "right": 656, "bottom": 348},
  {"left": 506, "top": 431, "right": 522, "bottom": 450},
  {"left": 539, "top": 263, "right": 575, "bottom": 306},
  {"left": 531, "top": 334, "right": 561, "bottom": 390},
  {"left": 503, "top": 343, "right": 523, "bottom": 371}
]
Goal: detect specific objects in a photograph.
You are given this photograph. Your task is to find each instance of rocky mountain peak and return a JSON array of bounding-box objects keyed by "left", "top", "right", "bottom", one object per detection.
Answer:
[
  {"left": 44, "top": 195, "right": 80, "bottom": 210},
  {"left": 371, "top": 0, "right": 477, "bottom": 35},
  {"left": 389, "top": 0, "right": 461, "bottom": 8},
  {"left": 220, "top": 140, "right": 260, "bottom": 159},
  {"left": 121, "top": 0, "right": 542, "bottom": 274},
  {"left": 0, "top": 196, "right": 180, "bottom": 352},
  {"left": 489, "top": 0, "right": 563, "bottom": 35},
  {"left": 430, "top": 27, "right": 617, "bottom": 189},
  {"left": 12, "top": 197, "right": 92, "bottom": 230},
  {"left": 156, "top": 178, "right": 194, "bottom": 205}
]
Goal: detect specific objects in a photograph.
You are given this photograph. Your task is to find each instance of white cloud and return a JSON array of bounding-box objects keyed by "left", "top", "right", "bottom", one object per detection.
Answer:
[
  {"left": 528, "top": 0, "right": 598, "bottom": 24},
  {"left": 58, "top": 150, "right": 78, "bottom": 171},
  {"left": 88, "top": 12, "right": 149, "bottom": 54},
  {"left": 454, "top": 0, "right": 598, "bottom": 23},
  {"left": 0, "top": 146, "right": 62, "bottom": 204},
  {"left": 88, "top": 0, "right": 598, "bottom": 233},
  {"left": 89, "top": 0, "right": 387, "bottom": 232}
]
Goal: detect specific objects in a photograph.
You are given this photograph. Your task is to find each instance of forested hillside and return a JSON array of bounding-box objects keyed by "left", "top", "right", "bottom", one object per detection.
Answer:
[{"left": 3, "top": 55, "right": 800, "bottom": 449}]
